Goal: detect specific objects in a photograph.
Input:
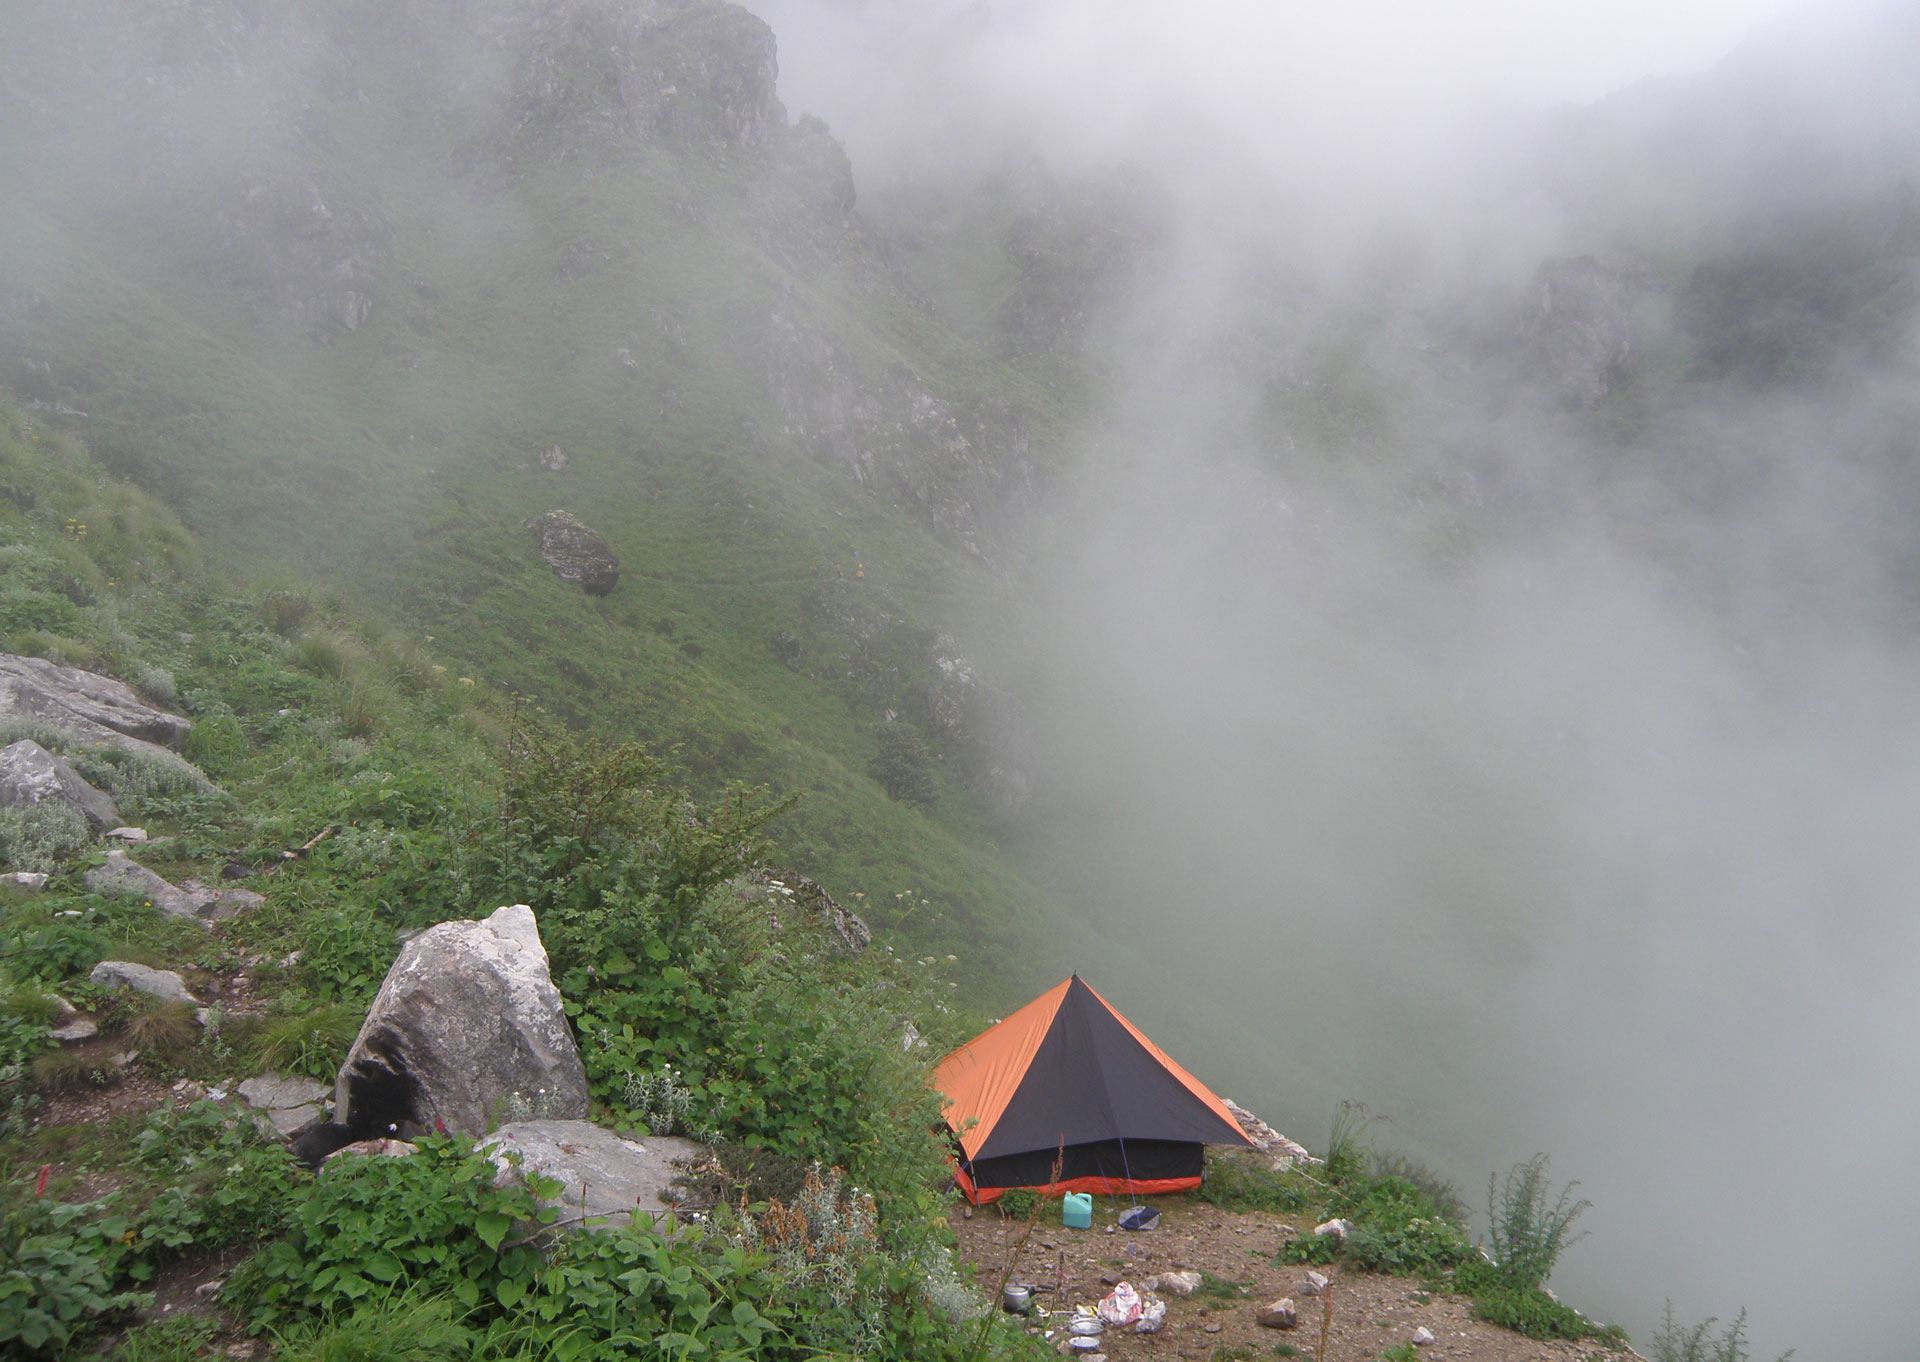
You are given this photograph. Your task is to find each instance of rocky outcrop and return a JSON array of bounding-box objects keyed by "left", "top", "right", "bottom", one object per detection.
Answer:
[
  {"left": 526, "top": 510, "right": 619, "bottom": 595},
  {"left": 485, "top": 1120, "right": 710, "bottom": 1229},
  {"left": 206, "top": 165, "right": 388, "bottom": 334},
  {"left": 1525, "top": 255, "right": 1651, "bottom": 409},
  {"left": 759, "top": 312, "right": 1034, "bottom": 556},
  {"left": 0, "top": 739, "right": 118, "bottom": 830},
  {"left": 752, "top": 869, "right": 870, "bottom": 951},
  {"left": 84, "top": 849, "right": 261, "bottom": 924},
  {"left": 500, "top": 0, "right": 785, "bottom": 155},
  {"left": 333, "top": 904, "right": 589, "bottom": 1140},
  {"left": 0, "top": 655, "right": 192, "bottom": 754}
]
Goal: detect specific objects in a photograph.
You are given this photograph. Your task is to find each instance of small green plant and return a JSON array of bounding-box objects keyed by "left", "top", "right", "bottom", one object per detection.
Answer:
[
  {"left": 1651, "top": 1302, "right": 1794, "bottom": 1362},
  {"left": 622, "top": 1061, "right": 710, "bottom": 1138},
  {"left": 0, "top": 801, "right": 91, "bottom": 872},
  {"left": 1485, "top": 1153, "right": 1588, "bottom": 1290},
  {"left": 1375, "top": 1346, "right": 1420, "bottom": 1362},
  {"left": 265, "top": 1286, "right": 478, "bottom": 1362},
  {"left": 1324, "top": 1100, "right": 1373, "bottom": 1184},
  {"left": 1196, "top": 1150, "right": 1304, "bottom": 1213},
  {"left": 993, "top": 1188, "right": 1040, "bottom": 1219}
]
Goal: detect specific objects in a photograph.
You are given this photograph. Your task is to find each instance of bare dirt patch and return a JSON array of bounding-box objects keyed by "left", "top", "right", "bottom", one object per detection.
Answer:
[{"left": 950, "top": 1196, "right": 1637, "bottom": 1362}]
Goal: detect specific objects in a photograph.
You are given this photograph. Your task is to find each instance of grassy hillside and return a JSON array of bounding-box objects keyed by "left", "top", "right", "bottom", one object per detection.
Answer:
[{"left": 0, "top": 0, "right": 1096, "bottom": 995}]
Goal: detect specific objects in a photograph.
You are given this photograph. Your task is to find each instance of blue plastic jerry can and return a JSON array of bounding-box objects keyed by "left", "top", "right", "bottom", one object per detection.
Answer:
[{"left": 1062, "top": 1192, "right": 1093, "bottom": 1229}]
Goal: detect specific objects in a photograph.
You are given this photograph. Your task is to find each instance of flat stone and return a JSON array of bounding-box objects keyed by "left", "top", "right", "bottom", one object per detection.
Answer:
[
  {"left": 89, "top": 960, "right": 199, "bottom": 1006},
  {"left": 239, "top": 1073, "right": 330, "bottom": 1112},
  {"left": 105, "top": 826, "right": 148, "bottom": 842},
  {"left": 485, "top": 1120, "right": 708, "bottom": 1229},
  {"left": 0, "top": 871, "right": 48, "bottom": 889},
  {"left": 322, "top": 1137, "right": 417, "bottom": 1168},
  {"left": 50, "top": 1016, "right": 98, "bottom": 1043}
]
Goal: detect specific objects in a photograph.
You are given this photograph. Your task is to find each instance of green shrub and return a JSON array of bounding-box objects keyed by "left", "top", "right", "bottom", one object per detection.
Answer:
[
  {"left": 129, "top": 1102, "right": 305, "bottom": 1266},
  {"left": 870, "top": 723, "right": 938, "bottom": 806},
  {"left": 299, "top": 907, "right": 396, "bottom": 1005},
  {"left": 0, "top": 1197, "right": 149, "bottom": 1354},
  {"left": 0, "top": 801, "right": 90, "bottom": 872},
  {"left": 228, "top": 1134, "right": 555, "bottom": 1323}
]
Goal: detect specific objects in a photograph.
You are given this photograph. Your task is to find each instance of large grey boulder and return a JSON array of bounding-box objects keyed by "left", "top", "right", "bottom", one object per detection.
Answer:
[
  {"left": 485, "top": 1121, "right": 709, "bottom": 1230},
  {"left": 525, "top": 511, "right": 619, "bottom": 596},
  {"left": 333, "top": 904, "right": 588, "bottom": 1139},
  {"left": 0, "top": 739, "right": 118, "bottom": 829},
  {"left": 0, "top": 654, "right": 191, "bottom": 752}
]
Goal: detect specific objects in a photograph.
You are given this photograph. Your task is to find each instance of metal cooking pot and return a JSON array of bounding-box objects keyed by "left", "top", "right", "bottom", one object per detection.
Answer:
[
  {"left": 1001, "top": 1285, "right": 1032, "bottom": 1315},
  {"left": 1066, "top": 1317, "right": 1105, "bottom": 1337}
]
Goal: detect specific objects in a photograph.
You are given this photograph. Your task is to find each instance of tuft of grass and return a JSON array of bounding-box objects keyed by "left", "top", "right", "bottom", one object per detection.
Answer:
[
  {"left": 31, "top": 1045, "right": 119, "bottom": 1093},
  {"left": 290, "top": 631, "right": 364, "bottom": 680},
  {"left": 3, "top": 982, "right": 63, "bottom": 1025},
  {"left": 118, "top": 999, "right": 200, "bottom": 1064},
  {"left": 267, "top": 1287, "right": 479, "bottom": 1362},
  {"left": 249, "top": 1004, "right": 361, "bottom": 1081},
  {"left": 338, "top": 679, "right": 390, "bottom": 739}
]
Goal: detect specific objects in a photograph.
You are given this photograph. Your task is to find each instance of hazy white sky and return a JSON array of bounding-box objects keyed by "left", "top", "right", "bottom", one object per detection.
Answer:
[{"left": 758, "top": 0, "right": 1803, "bottom": 173}]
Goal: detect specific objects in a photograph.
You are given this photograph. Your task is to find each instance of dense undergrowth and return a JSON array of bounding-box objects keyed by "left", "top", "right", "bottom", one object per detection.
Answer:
[{"left": 0, "top": 403, "right": 1038, "bottom": 1360}]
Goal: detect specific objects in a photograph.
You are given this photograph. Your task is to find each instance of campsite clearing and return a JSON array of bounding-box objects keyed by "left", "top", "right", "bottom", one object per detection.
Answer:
[{"left": 949, "top": 1195, "right": 1638, "bottom": 1362}]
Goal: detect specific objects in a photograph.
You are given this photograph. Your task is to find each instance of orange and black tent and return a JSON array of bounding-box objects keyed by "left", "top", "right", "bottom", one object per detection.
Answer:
[{"left": 933, "top": 974, "right": 1253, "bottom": 1204}]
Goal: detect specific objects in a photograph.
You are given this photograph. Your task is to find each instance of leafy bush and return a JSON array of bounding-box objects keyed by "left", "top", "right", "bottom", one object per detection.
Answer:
[
  {"left": 248, "top": 1004, "right": 363, "bottom": 1081},
  {"left": 129, "top": 1101, "right": 306, "bottom": 1266},
  {"left": 0, "top": 1197, "right": 149, "bottom": 1354},
  {"left": 870, "top": 724, "right": 937, "bottom": 806},
  {"left": 1452, "top": 1260, "right": 1612, "bottom": 1341},
  {"left": 228, "top": 1134, "right": 556, "bottom": 1323},
  {"left": 1485, "top": 1154, "right": 1588, "bottom": 1290},
  {"left": 299, "top": 907, "right": 396, "bottom": 1005}
]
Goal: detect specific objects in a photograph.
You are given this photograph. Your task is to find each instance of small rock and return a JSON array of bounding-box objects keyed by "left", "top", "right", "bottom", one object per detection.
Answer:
[
  {"left": 105, "top": 826, "right": 148, "bottom": 842},
  {"left": 205, "top": 1087, "right": 227, "bottom": 1101},
  {"left": 1412, "top": 1326, "right": 1436, "bottom": 1346},
  {"left": 0, "top": 870, "right": 47, "bottom": 889},
  {"left": 1298, "top": 1270, "right": 1329, "bottom": 1297},
  {"left": 89, "top": 960, "right": 199, "bottom": 1006},
  {"left": 538, "top": 445, "right": 568, "bottom": 472},
  {"left": 0, "top": 739, "right": 118, "bottom": 829},
  {"left": 524, "top": 510, "right": 618, "bottom": 595},
  {"left": 1313, "top": 1218, "right": 1350, "bottom": 1241},
  {"left": 1203, "top": 1323, "right": 1222, "bottom": 1334},
  {"left": 1256, "top": 1298, "right": 1299, "bottom": 1330},
  {"left": 194, "top": 1278, "right": 223, "bottom": 1299},
  {"left": 173, "top": 1079, "right": 207, "bottom": 1101},
  {"left": 1145, "top": 1271, "right": 1201, "bottom": 1297}
]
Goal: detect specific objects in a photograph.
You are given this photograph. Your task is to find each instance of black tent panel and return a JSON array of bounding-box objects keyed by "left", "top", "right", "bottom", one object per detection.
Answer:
[
  {"left": 975, "top": 976, "right": 1242, "bottom": 1160},
  {"left": 966, "top": 1138, "right": 1203, "bottom": 1190}
]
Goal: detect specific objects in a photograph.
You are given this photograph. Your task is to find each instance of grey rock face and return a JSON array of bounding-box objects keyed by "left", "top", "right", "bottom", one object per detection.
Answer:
[
  {"left": 0, "top": 654, "right": 192, "bottom": 751},
  {"left": 485, "top": 1120, "right": 709, "bottom": 1229},
  {"left": 1526, "top": 256, "right": 1648, "bottom": 409},
  {"left": 0, "top": 739, "right": 119, "bottom": 829},
  {"left": 526, "top": 510, "right": 619, "bottom": 595},
  {"left": 333, "top": 904, "right": 589, "bottom": 1139},
  {"left": 89, "top": 960, "right": 199, "bottom": 1006}
]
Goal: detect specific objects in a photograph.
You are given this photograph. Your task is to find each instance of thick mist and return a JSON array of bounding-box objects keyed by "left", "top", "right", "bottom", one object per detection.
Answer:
[{"left": 762, "top": 2, "right": 1918, "bottom": 1357}]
